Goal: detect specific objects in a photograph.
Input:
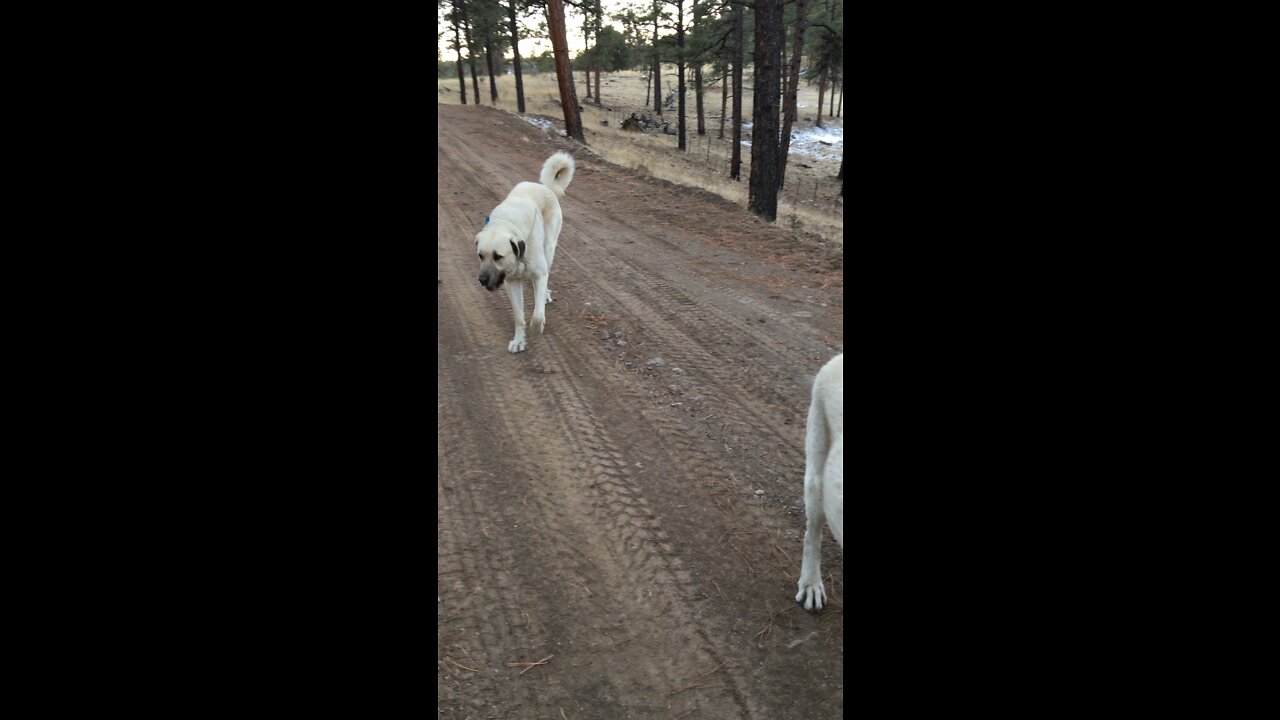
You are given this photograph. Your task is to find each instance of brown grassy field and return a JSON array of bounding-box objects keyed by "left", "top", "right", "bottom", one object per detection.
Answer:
[{"left": 438, "top": 68, "right": 845, "bottom": 244}]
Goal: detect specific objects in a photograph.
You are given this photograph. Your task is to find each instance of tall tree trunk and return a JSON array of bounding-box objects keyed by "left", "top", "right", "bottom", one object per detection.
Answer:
[
  {"left": 676, "top": 0, "right": 686, "bottom": 150},
  {"left": 454, "top": 20, "right": 467, "bottom": 105},
  {"left": 815, "top": 71, "right": 826, "bottom": 128},
  {"left": 652, "top": 2, "right": 662, "bottom": 116},
  {"left": 778, "top": 0, "right": 806, "bottom": 190},
  {"left": 507, "top": 0, "right": 526, "bottom": 113},
  {"left": 645, "top": 69, "right": 652, "bottom": 106},
  {"left": 695, "top": 64, "right": 705, "bottom": 135},
  {"left": 469, "top": 55, "right": 481, "bottom": 104},
  {"left": 730, "top": 1, "right": 743, "bottom": 181},
  {"left": 594, "top": 58, "right": 601, "bottom": 103},
  {"left": 547, "top": 0, "right": 584, "bottom": 142},
  {"left": 831, "top": 0, "right": 841, "bottom": 130},
  {"left": 778, "top": 23, "right": 786, "bottom": 114},
  {"left": 718, "top": 70, "right": 727, "bottom": 139},
  {"left": 462, "top": 14, "right": 481, "bottom": 105},
  {"left": 583, "top": 12, "right": 592, "bottom": 100},
  {"left": 583, "top": 10, "right": 593, "bottom": 101},
  {"left": 830, "top": 77, "right": 836, "bottom": 115},
  {"left": 485, "top": 34, "right": 499, "bottom": 103},
  {"left": 748, "top": 0, "right": 783, "bottom": 220},
  {"left": 594, "top": 0, "right": 602, "bottom": 103}
]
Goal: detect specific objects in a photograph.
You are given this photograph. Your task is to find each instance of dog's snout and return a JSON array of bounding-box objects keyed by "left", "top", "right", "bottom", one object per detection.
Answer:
[{"left": 478, "top": 271, "right": 490, "bottom": 287}]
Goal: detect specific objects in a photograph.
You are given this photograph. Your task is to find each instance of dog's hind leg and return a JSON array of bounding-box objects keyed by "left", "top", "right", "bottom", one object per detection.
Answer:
[
  {"left": 796, "top": 473, "right": 828, "bottom": 611},
  {"left": 796, "top": 382, "right": 830, "bottom": 612},
  {"left": 530, "top": 274, "right": 549, "bottom": 336},
  {"left": 505, "top": 281, "right": 527, "bottom": 353},
  {"left": 543, "top": 205, "right": 561, "bottom": 303},
  {"left": 824, "top": 433, "right": 844, "bottom": 549}
]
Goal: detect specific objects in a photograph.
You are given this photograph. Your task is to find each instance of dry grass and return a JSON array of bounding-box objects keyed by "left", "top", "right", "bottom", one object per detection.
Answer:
[{"left": 438, "top": 69, "right": 845, "bottom": 245}]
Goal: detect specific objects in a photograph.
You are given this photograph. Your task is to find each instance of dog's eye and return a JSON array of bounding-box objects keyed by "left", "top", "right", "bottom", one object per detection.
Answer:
[{"left": 494, "top": 253, "right": 503, "bottom": 261}]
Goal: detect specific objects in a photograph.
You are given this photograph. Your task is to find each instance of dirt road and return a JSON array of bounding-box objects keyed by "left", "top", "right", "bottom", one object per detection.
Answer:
[{"left": 437, "top": 103, "right": 844, "bottom": 719}]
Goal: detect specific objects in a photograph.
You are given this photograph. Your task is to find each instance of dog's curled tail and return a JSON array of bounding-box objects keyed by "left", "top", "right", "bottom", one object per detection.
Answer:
[{"left": 539, "top": 152, "right": 576, "bottom": 198}]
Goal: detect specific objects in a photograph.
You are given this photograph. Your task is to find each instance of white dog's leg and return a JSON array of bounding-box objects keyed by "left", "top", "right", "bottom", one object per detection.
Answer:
[
  {"left": 825, "top": 434, "right": 844, "bottom": 549},
  {"left": 796, "top": 469, "right": 827, "bottom": 612},
  {"left": 530, "top": 274, "right": 549, "bottom": 336},
  {"left": 506, "top": 281, "right": 527, "bottom": 353},
  {"left": 544, "top": 232, "right": 557, "bottom": 304},
  {"left": 796, "top": 373, "right": 831, "bottom": 613}
]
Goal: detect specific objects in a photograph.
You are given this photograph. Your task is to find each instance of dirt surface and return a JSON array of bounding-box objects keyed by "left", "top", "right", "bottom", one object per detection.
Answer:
[{"left": 438, "top": 102, "right": 844, "bottom": 719}]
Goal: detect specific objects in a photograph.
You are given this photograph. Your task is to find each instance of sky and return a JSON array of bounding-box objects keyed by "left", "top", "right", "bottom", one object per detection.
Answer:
[{"left": 438, "top": 1, "right": 639, "bottom": 63}]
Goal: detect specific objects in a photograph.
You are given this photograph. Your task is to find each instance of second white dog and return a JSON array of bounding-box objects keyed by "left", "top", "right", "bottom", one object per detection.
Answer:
[
  {"left": 795, "top": 353, "right": 844, "bottom": 612},
  {"left": 476, "top": 152, "right": 576, "bottom": 353}
]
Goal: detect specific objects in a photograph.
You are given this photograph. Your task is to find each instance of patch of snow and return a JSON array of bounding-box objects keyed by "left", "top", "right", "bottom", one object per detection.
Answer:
[
  {"left": 738, "top": 124, "right": 842, "bottom": 161},
  {"left": 789, "top": 125, "right": 843, "bottom": 160}
]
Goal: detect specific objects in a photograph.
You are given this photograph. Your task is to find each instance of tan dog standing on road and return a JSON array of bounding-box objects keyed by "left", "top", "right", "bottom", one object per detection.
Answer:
[{"left": 475, "top": 152, "right": 575, "bottom": 353}]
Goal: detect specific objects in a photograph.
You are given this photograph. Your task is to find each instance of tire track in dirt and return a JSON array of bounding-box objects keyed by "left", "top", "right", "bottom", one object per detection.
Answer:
[
  {"left": 438, "top": 213, "right": 566, "bottom": 715},
  {"left": 556, "top": 241, "right": 806, "bottom": 467},
  {"left": 438, "top": 270, "right": 646, "bottom": 717},
  {"left": 526, "top": 342, "right": 753, "bottom": 717},
  {"left": 438, "top": 191, "right": 751, "bottom": 717},
  {"left": 564, "top": 193, "right": 840, "bottom": 412},
  {"left": 437, "top": 394, "right": 543, "bottom": 710}
]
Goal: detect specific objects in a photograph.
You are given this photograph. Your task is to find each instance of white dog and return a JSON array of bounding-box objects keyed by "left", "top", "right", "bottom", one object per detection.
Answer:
[
  {"left": 795, "top": 354, "right": 844, "bottom": 612},
  {"left": 476, "top": 152, "right": 576, "bottom": 353}
]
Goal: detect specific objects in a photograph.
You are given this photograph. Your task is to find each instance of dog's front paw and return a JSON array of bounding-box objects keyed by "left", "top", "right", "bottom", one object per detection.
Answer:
[
  {"left": 795, "top": 579, "right": 826, "bottom": 613},
  {"left": 546, "top": 290, "right": 554, "bottom": 303},
  {"left": 530, "top": 314, "right": 546, "bottom": 335},
  {"left": 508, "top": 337, "right": 527, "bottom": 353}
]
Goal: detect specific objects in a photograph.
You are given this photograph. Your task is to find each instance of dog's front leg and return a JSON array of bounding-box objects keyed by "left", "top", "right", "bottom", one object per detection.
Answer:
[
  {"left": 506, "top": 281, "right": 527, "bottom": 353},
  {"left": 530, "top": 274, "right": 549, "bottom": 336},
  {"left": 795, "top": 474, "right": 827, "bottom": 612}
]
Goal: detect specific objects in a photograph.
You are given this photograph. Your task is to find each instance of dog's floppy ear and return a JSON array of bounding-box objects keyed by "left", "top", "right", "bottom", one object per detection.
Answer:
[{"left": 510, "top": 239, "right": 526, "bottom": 259}]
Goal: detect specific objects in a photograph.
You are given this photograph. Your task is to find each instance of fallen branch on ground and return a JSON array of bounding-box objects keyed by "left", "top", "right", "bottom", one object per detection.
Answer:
[{"left": 505, "top": 654, "right": 554, "bottom": 676}]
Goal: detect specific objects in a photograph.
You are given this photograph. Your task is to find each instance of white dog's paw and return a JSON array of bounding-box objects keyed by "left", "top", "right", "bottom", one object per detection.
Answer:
[
  {"left": 508, "top": 337, "right": 527, "bottom": 353},
  {"left": 546, "top": 290, "right": 554, "bottom": 303},
  {"left": 795, "top": 579, "right": 826, "bottom": 612},
  {"left": 530, "top": 314, "right": 546, "bottom": 336}
]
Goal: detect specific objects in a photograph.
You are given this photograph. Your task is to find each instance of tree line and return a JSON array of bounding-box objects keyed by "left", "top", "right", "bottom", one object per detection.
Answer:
[{"left": 440, "top": 0, "right": 843, "bottom": 221}]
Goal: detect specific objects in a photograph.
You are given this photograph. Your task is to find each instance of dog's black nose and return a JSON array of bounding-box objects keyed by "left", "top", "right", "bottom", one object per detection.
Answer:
[{"left": 478, "top": 271, "right": 490, "bottom": 286}]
